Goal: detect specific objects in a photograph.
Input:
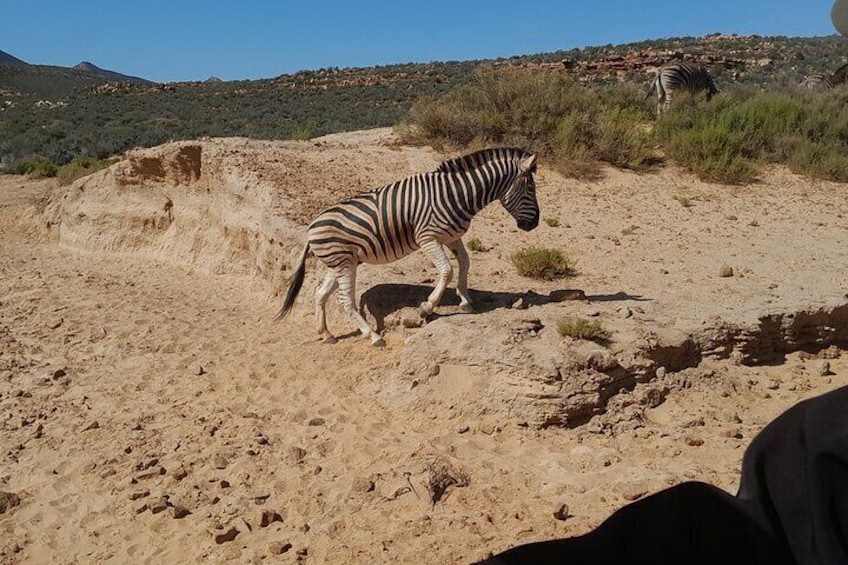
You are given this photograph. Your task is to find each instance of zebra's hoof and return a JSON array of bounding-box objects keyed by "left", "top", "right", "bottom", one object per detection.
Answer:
[
  {"left": 460, "top": 303, "right": 475, "bottom": 314},
  {"left": 372, "top": 337, "right": 386, "bottom": 348},
  {"left": 322, "top": 336, "right": 338, "bottom": 345}
]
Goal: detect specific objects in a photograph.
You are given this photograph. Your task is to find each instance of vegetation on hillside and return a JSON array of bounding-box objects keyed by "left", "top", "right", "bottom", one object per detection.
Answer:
[{"left": 1, "top": 33, "right": 847, "bottom": 184}]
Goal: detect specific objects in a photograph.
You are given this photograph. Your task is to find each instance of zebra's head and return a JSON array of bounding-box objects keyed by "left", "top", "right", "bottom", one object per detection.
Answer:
[{"left": 501, "top": 153, "right": 540, "bottom": 231}]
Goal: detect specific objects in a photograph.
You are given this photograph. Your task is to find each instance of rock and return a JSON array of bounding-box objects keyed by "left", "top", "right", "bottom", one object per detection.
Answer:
[
  {"left": 214, "top": 526, "right": 239, "bottom": 544},
  {"left": 47, "top": 318, "right": 63, "bottom": 330},
  {"left": 189, "top": 362, "right": 205, "bottom": 376},
  {"left": 765, "top": 379, "right": 780, "bottom": 390},
  {"left": 232, "top": 516, "right": 252, "bottom": 533},
  {"left": 307, "top": 417, "right": 325, "bottom": 426},
  {"left": 134, "top": 466, "right": 166, "bottom": 481},
  {"left": 457, "top": 425, "right": 470, "bottom": 434},
  {"left": 511, "top": 297, "right": 528, "bottom": 310},
  {"left": 269, "top": 542, "right": 293, "bottom": 555},
  {"left": 819, "top": 346, "right": 841, "bottom": 360},
  {"left": 149, "top": 497, "right": 169, "bottom": 514},
  {"left": 211, "top": 455, "right": 228, "bottom": 470},
  {"left": 171, "top": 466, "right": 188, "bottom": 481},
  {"left": 288, "top": 446, "right": 307, "bottom": 463},
  {"left": 553, "top": 503, "right": 570, "bottom": 521},
  {"left": 81, "top": 420, "right": 100, "bottom": 431},
  {"left": 548, "top": 289, "right": 587, "bottom": 302},
  {"left": 351, "top": 477, "right": 375, "bottom": 493},
  {"left": 0, "top": 492, "right": 21, "bottom": 514},
  {"left": 684, "top": 436, "right": 704, "bottom": 447},
  {"left": 655, "top": 366, "right": 667, "bottom": 379},
  {"left": 585, "top": 351, "right": 619, "bottom": 373},
  {"left": 719, "top": 265, "right": 734, "bottom": 278},
  {"left": 586, "top": 309, "right": 600, "bottom": 317},
  {"left": 402, "top": 316, "right": 424, "bottom": 329},
  {"left": 51, "top": 367, "right": 67, "bottom": 380},
  {"left": 128, "top": 489, "right": 150, "bottom": 501},
  {"left": 427, "top": 364, "right": 440, "bottom": 377},
  {"left": 259, "top": 510, "right": 283, "bottom": 527},
  {"left": 817, "top": 361, "right": 832, "bottom": 376},
  {"left": 171, "top": 504, "right": 191, "bottom": 519}
]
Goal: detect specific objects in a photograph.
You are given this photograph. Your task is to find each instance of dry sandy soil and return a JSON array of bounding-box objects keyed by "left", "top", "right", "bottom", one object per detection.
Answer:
[{"left": 1, "top": 128, "right": 847, "bottom": 564}]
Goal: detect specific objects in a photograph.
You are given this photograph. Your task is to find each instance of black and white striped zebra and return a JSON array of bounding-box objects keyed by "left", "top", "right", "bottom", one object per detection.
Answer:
[
  {"left": 276, "top": 147, "right": 540, "bottom": 346},
  {"left": 648, "top": 62, "right": 718, "bottom": 115},
  {"left": 799, "top": 62, "right": 848, "bottom": 90}
]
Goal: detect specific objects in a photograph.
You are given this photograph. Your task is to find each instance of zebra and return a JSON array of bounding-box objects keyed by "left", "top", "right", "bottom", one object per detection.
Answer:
[
  {"left": 798, "top": 62, "right": 848, "bottom": 90},
  {"left": 275, "top": 147, "right": 540, "bottom": 346},
  {"left": 648, "top": 62, "right": 718, "bottom": 115}
]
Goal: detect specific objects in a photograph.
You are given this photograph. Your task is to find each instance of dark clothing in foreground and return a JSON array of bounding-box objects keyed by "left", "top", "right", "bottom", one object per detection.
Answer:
[{"left": 479, "top": 385, "right": 848, "bottom": 565}]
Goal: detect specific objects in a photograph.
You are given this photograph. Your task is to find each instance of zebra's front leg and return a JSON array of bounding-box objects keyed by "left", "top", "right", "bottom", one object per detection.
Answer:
[
  {"left": 419, "top": 239, "right": 453, "bottom": 318},
  {"left": 446, "top": 239, "right": 474, "bottom": 313},
  {"left": 336, "top": 265, "right": 385, "bottom": 347},
  {"left": 314, "top": 272, "right": 339, "bottom": 343}
]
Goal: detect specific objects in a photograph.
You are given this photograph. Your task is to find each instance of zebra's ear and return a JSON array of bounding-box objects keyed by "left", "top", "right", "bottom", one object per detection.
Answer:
[{"left": 519, "top": 154, "right": 537, "bottom": 173}]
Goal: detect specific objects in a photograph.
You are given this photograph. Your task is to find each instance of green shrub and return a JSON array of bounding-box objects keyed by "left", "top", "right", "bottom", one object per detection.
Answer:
[
  {"left": 57, "top": 156, "right": 117, "bottom": 185},
  {"left": 5, "top": 156, "right": 58, "bottom": 178},
  {"left": 556, "top": 317, "right": 609, "bottom": 342},
  {"left": 511, "top": 246, "right": 572, "bottom": 280},
  {"left": 466, "top": 236, "right": 486, "bottom": 252}
]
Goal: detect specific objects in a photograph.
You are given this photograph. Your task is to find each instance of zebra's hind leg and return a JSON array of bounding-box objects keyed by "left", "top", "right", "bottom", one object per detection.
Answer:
[
  {"left": 336, "top": 265, "right": 385, "bottom": 347},
  {"left": 447, "top": 239, "right": 474, "bottom": 313},
  {"left": 419, "top": 239, "right": 453, "bottom": 318},
  {"left": 314, "top": 271, "right": 339, "bottom": 343}
]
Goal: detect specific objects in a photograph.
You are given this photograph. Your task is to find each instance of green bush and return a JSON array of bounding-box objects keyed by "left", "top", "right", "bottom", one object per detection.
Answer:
[
  {"left": 57, "top": 156, "right": 117, "bottom": 185},
  {"left": 511, "top": 246, "right": 572, "bottom": 280},
  {"left": 466, "top": 236, "right": 487, "bottom": 252},
  {"left": 5, "top": 156, "right": 58, "bottom": 178},
  {"left": 557, "top": 317, "right": 609, "bottom": 342}
]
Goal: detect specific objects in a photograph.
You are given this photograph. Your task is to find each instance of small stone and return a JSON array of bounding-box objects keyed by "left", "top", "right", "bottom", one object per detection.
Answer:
[
  {"left": 81, "top": 420, "right": 100, "bottom": 431},
  {"left": 149, "top": 497, "right": 169, "bottom": 514},
  {"left": 457, "top": 425, "right": 470, "bottom": 434},
  {"left": 585, "top": 309, "right": 601, "bottom": 317},
  {"left": 765, "top": 379, "right": 780, "bottom": 390},
  {"left": 296, "top": 548, "right": 308, "bottom": 557},
  {"left": 47, "top": 318, "right": 64, "bottom": 330},
  {"left": 171, "top": 505, "right": 191, "bottom": 519},
  {"left": 171, "top": 467, "right": 188, "bottom": 481},
  {"left": 352, "top": 477, "right": 376, "bottom": 493},
  {"left": 259, "top": 510, "right": 283, "bottom": 528},
  {"left": 288, "top": 446, "right": 307, "bottom": 462},
  {"left": 269, "top": 542, "right": 293, "bottom": 555},
  {"left": 232, "top": 516, "right": 252, "bottom": 533},
  {"left": 211, "top": 455, "right": 228, "bottom": 470},
  {"left": 479, "top": 423, "right": 497, "bottom": 435},
  {"left": 189, "top": 362, "right": 205, "bottom": 376},
  {"left": 129, "top": 489, "right": 150, "bottom": 501},
  {"left": 214, "top": 526, "right": 239, "bottom": 544},
  {"left": 553, "top": 503, "right": 570, "bottom": 521},
  {"left": 620, "top": 486, "right": 648, "bottom": 501},
  {"left": 817, "top": 361, "right": 832, "bottom": 376},
  {"left": 135, "top": 502, "right": 148, "bottom": 514},
  {"left": 51, "top": 368, "right": 67, "bottom": 380},
  {"left": 254, "top": 432, "right": 269, "bottom": 445},
  {"left": 511, "top": 297, "right": 528, "bottom": 310},
  {"left": 548, "top": 289, "right": 587, "bottom": 302},
  {"left": 134, "top": 466, "right": 166, "bottom": 481},
  {"left": 721, "top": 428, "right": 744, "bottom": 439},
  {"left": 401, "top": 316, "right": 424, "bottom": 329},
  {"left": 307, "top": 417, "right": 325, "bottom": 426},
  {"left": 684, "top": 436, "right": 704, "bottom": 447},
  {"left": 655, "top": 366, "right": 667, "bottom": 379},
  {"left": 427, "top": 364, "right": 440, "bottom": 377},
  {"left": 719, "top": 265, "right": 734, "bottom": 278}
]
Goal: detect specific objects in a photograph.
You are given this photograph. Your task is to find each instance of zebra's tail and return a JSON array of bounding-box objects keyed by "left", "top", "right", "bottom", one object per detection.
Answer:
[{"left": 275, "top": 242, "right": 310, "bottom": 321}]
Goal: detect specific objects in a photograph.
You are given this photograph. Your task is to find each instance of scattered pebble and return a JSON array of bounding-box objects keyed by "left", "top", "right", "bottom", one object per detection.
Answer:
[
  {"left": 719, "top": 265, "right": 734, "bottom": 278},
  {"left": 211, "top": 455, "right": 228, "bottom": 470},
  {"left": 269, "top": 542, "right": 292, "bottom": 555},
  {"left": 351, "top": 477, "right": 376, "bottom": 493},
  {"left": 553, "top": 503, "right": 570, "bottom": 521},
  {"left": 81, "top": 420, "right": 100, "bottom": 431},
  {"left": 259, "top": 510, "right": 283, "bottom": 527},
  {"left": 214, "top": 526, "right": 239, "bottom": 544},
  {"left": 149, "top": 497, "right": 169, "bottom": 514},
  {"left": 47, "top": 318, "right": 63, "bottom": 330},
  {"left": 128, "top": 489, "right": 150, "bottom": 501},
  {"left": 684, "top": 436, "right": 704, "bottom": 447},
  {"left": 171, "top": 504, "right": 191, "bottom": 519},
  {"left": 817, "top": 361, "right": 832, "bottom": 376},
  {"left": 171, "top": 467, "right": 188, "bottom": 481},
  {"left": 0, "top": 492, "right": 21, "bottom": 514},
  {"left": 288, "top": 446, "right": 307, "bottom": 463},
  {"left": 307, "top": 417, "right": 325, "bottom": 426},
  {"left": 457, "top": 425, "right": 470, "bottom": 434},
  {"left": 189, "top": 362, "right": 205, "bottom": 376}
]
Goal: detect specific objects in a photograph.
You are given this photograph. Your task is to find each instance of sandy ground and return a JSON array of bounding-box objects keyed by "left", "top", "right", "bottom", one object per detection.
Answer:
[{"left": 1, "top": 131, "right": 847, "bottom": 564}]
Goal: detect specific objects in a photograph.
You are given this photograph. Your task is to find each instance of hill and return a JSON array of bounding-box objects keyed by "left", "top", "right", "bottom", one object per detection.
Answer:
[
  {"left": 72, "top": 61, "right": 153, "bottom": 85},
  {"left": 1, "top": 34, "right": 846, "bottom": 167},
  {"left": 0, "top": 49, "right": 28, "bottom": 66}
]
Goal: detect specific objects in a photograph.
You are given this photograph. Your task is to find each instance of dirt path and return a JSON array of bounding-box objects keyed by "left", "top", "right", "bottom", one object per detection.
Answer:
[{"left": 1, "top": 168, "right": 846, "bottom": 564}]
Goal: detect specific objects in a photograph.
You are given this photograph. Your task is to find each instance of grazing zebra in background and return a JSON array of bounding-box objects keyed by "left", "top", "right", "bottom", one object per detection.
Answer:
[
  {"left": 276, "top": 147, "right": 540, "bottom": 346},
  {"left": 798, "top": 62, "right": 848, "bottom": 90},
  {"left": 648, "top": 62, "right": 718, "bottom": 115}
]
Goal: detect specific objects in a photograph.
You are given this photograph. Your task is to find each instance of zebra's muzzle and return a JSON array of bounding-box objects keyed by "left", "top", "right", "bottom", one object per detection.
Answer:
[{"left": 517, "top": 217, "right": 539, "bottom": 231}]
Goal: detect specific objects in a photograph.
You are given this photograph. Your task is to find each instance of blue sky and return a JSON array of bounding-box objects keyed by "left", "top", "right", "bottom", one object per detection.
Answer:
[{"left": 1, "top": 1, "right": 842, "bottom": 83}]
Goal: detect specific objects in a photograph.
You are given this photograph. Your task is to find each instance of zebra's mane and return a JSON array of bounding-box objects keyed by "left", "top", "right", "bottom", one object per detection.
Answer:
[{"left": 435, "top": 147, "right": 531, "bottom": 174}]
